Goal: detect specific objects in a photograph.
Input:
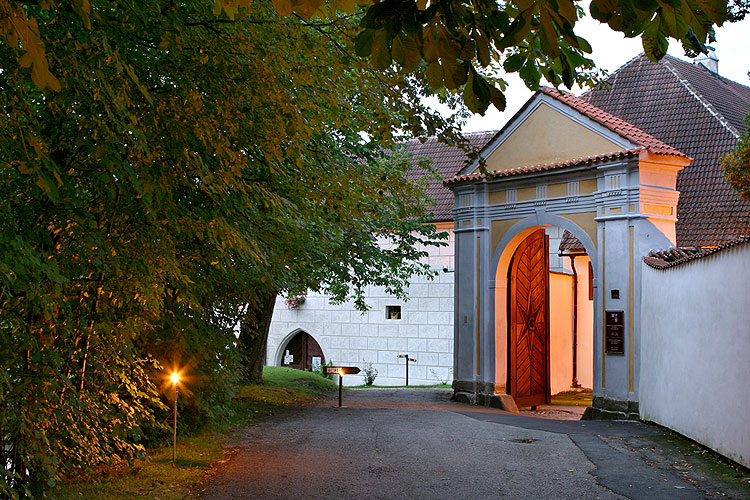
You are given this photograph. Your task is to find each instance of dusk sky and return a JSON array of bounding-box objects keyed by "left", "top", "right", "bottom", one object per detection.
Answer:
[{"left": 432, "top": 9, "right": 750, "bottom": 133}]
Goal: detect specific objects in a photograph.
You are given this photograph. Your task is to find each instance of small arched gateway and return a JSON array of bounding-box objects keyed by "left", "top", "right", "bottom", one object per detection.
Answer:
[
  {"left": 445, "top": 88, "right": 691, "bottom": 417},
  {"left": 277, "top": 330, "right": 325, "bottom": 371}
]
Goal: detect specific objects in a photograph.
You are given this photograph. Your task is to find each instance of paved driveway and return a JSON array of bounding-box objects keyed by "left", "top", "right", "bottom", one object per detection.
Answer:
[{"left": 202, "top": 389, "right": 746, "bottom": 500}]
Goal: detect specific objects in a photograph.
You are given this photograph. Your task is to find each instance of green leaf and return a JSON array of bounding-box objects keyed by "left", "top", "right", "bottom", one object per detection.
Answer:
[
  {"left": 475, "top": 31, "right": 491, "bottom": 67},
  {"left": 642, "top": 17, "right": 668, "bottom": 61},
  {"left": 503, "top": 53, "right": 525, "bottom": 72},
  {"left": 425, "top": 61, "right": 443, "bottom": 89},
  {"left": 355, "top": 29, "right": 375, "bottom": 57},
  {"left": 371, "top": 29, "right": 392, "bottom": 70},
  {"left": 489, "top": 84, "right": 507, "bottom": 112},
  {"left": 272, "top": 0, "right": 293, "bottom": 16},
  {"left": 694, "top": 0, "right": 727, "bottom": 24},
  {"left": 443, "top": 58, "right": 467, "bottom": 89},
  {"left": 392, "top": 33, "right": 420, "bottom": 72},
  {"left": 462, "top": 69, "right": 491, "bottom": 114},
  {"left": 518, "top": 60, "right": 541, "bottom": 89},
  {"left": 575, "top": 36, "right": 593, "bottom": 54}
]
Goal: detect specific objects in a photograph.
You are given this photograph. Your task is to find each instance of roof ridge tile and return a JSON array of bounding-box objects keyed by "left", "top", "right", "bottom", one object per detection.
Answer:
[
  {"left": 644, "top": 236, "right": 750, "bottom": 269},
  {"left": 660, "top": 60, "right": 741, "bottom": 139}
]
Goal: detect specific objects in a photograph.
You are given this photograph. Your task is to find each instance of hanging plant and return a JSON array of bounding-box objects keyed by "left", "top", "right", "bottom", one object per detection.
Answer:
[{"left": 285, "top": 291, "right": 307, "bottom": 309}]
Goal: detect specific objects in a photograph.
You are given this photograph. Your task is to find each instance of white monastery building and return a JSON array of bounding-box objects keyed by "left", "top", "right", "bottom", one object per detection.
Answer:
[{"left": 267, "top": 51, "right": 750, "bottom": 468}]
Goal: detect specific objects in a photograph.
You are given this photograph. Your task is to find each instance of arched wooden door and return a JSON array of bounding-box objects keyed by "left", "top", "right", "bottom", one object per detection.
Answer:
[
  {"left": 282, "top": 331, "right": 325, "bottom": 371},
  {"left": 508, "top": 229, "right": 550, "bottom": 408}
]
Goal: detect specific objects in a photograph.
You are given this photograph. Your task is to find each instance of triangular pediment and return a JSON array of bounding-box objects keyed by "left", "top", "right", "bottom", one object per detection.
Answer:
[{"left": 464, "top": 93, "right": 635, "bottom": 175}]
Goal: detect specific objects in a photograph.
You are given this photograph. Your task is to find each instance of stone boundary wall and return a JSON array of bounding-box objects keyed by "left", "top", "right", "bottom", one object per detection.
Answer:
[{"left": 640, "top": 242, "right": 750, "bottom": 468}]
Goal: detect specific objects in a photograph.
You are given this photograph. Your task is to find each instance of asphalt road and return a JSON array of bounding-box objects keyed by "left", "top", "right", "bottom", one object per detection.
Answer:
[{"left": 202, "top": 389, "right": 747, "bottom": 500}]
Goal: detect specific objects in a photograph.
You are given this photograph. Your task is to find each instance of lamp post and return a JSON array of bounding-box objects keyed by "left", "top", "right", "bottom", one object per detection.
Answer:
[{"left": 171, "top": 372, "right": 179, "bottom": 467}]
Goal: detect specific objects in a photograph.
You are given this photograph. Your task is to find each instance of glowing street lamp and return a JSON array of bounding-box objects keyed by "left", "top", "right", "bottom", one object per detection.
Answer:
[{"left": 171, "top": 371, "right": 180, "bottom": 467}]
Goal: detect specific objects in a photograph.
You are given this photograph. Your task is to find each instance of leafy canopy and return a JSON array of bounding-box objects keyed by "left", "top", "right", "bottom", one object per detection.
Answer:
[
  {"left": 3, "top": 0, "right": 727, "bottom": 115},
  {"left": 0, "top": 1, "right": 450, "bottom": 497}
]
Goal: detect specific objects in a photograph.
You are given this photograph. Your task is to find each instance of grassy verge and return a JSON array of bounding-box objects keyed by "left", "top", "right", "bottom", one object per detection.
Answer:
[
  {"left": 349, "top": 384, "right": 451, "bottom": 389},
  {"left": 648, "top": 433, "right": 750, "bottom": 498},
  {"left": 56, "top": 367, "right": 336, "bottom": 500}
]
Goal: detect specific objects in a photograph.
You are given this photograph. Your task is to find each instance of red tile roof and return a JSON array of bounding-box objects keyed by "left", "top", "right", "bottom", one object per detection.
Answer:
[
  {"left": 558, "top": 230, "right": 586, "bottom": 253},
  {"left": 583, "top": 54, "right": 750, "bottom": 247},
  {"left": 404, "top": 132, "right": 496, "bottom": 221},
  {"left": 540, "top": 87, "right": 688, "bottom": 158},
  {"left": 444, "top": 148, "right": 643, "bottom": 184},
  {"left": 409, "top": 53, "right": 750, "bottom": 246},
  {"left": 644, "top": 236, "right": 750, "bottom": 269}
]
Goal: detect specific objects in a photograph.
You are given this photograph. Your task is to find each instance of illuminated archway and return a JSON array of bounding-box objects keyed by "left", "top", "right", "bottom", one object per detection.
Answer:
[{"left": 490, "top": 214, "right": 597, "bottom": 395}]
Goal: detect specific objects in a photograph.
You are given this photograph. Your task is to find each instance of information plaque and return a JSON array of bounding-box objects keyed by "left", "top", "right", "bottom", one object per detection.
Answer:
[{"left": 605, "top": 310, "right": 625, "bottom": 355}]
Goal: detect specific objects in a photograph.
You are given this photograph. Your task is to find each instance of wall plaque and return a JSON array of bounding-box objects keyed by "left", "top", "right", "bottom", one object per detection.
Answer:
[{"left": 605, "top": 310, "right": 625, "bottom": 355}]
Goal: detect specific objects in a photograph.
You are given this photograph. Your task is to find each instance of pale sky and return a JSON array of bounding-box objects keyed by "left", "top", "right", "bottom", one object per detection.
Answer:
[{"left": 431, "top": 10, "right": 750, "bottom": 133}]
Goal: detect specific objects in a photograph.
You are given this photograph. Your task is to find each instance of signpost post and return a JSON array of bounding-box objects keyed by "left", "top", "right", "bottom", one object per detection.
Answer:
[
  {"left": 324, "top": 366, "right": 361, "bottom": 407},
  {"left": 397, "top": 354, "right": 417, "bottom": 386}
]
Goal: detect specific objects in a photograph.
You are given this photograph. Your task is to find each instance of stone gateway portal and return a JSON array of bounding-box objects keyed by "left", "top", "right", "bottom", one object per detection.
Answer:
[{"left": 446, "top": 87, "right": 690, "bottom": 415}]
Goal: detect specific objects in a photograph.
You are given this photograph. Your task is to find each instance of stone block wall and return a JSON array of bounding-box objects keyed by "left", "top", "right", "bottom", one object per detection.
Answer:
[{"left": 267, "top": 225, "right": 456, "bottom": 386}]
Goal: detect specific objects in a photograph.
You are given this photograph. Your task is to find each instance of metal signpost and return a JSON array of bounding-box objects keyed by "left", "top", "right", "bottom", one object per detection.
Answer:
[
  {"left": 170, "top": 372, "right": 180, "bottom": 467},
  {"left": 324, "top": 366, "right": 361, "bottom": 407},
  {"left": 397, "top": 354, "right": 417, "bottom": 386}
]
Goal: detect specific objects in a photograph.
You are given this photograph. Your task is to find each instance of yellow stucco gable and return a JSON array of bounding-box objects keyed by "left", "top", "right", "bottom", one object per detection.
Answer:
[{"left": 478, "top": 103, "right": 623, "bottom": 173}]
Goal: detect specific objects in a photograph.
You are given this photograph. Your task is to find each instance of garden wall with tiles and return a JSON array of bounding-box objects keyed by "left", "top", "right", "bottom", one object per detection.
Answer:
[{"left": 640, "top": 242, "right": 750, "bottom": 468}]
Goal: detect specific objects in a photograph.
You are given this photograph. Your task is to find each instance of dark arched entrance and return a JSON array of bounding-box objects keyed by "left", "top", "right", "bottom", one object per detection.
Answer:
[
  {"left": 507, "top": 228, "right": 550, "bottom": 408},
  {"left": 280, "top": 331, "right": 325, "bottom": 371}
]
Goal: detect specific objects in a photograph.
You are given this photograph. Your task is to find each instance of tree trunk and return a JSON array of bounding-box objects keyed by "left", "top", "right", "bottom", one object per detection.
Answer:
[{"left": 239, "top": 287, "right": 277, "bottom": 384}]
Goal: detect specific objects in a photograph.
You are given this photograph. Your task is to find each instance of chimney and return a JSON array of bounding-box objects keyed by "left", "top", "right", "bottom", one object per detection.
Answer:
[{"left": 694, "top": 46, "right": 718, "bottom": 74}]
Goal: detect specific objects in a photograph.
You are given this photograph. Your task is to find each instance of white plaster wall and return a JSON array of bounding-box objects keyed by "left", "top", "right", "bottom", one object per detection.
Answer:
[
  {"left": 544, "top": 226, "right": 565, "bottom": 271},
  {"left": 640, "top": 244, "right": 750, "bottom": 468},
  {"left": 267, "top": 227, "right": 455, "bottom": 386}
]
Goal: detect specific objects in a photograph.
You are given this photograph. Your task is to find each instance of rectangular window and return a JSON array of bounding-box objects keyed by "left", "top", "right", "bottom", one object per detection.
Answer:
[
  {"left": 459, "top": 193, "right": 471, "bottom": 207},
  {"left": 386, "top": 305, "right": 402, "bottom": 320}
]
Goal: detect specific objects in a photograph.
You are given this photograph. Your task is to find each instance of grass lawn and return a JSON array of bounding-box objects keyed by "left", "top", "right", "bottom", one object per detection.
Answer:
[
  {"left": 349, "top": 384, "right": 452, "bottom": 389},
  {"left": 55, "top": 367, "right": 336, "bottom": 500}
]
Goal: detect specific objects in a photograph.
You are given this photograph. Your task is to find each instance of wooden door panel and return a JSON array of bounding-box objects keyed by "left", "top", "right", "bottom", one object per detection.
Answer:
[{"left": 509, "top": 229, "right": 550, "bottom": 408}]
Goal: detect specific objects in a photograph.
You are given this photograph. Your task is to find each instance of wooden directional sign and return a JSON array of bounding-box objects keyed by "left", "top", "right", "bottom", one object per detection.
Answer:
[
  {"left": 326, "top": 366, "right": 361, "bottom": 407},
  {"left": 324, "top": 366, "right": 361, "bottom": 375}
]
